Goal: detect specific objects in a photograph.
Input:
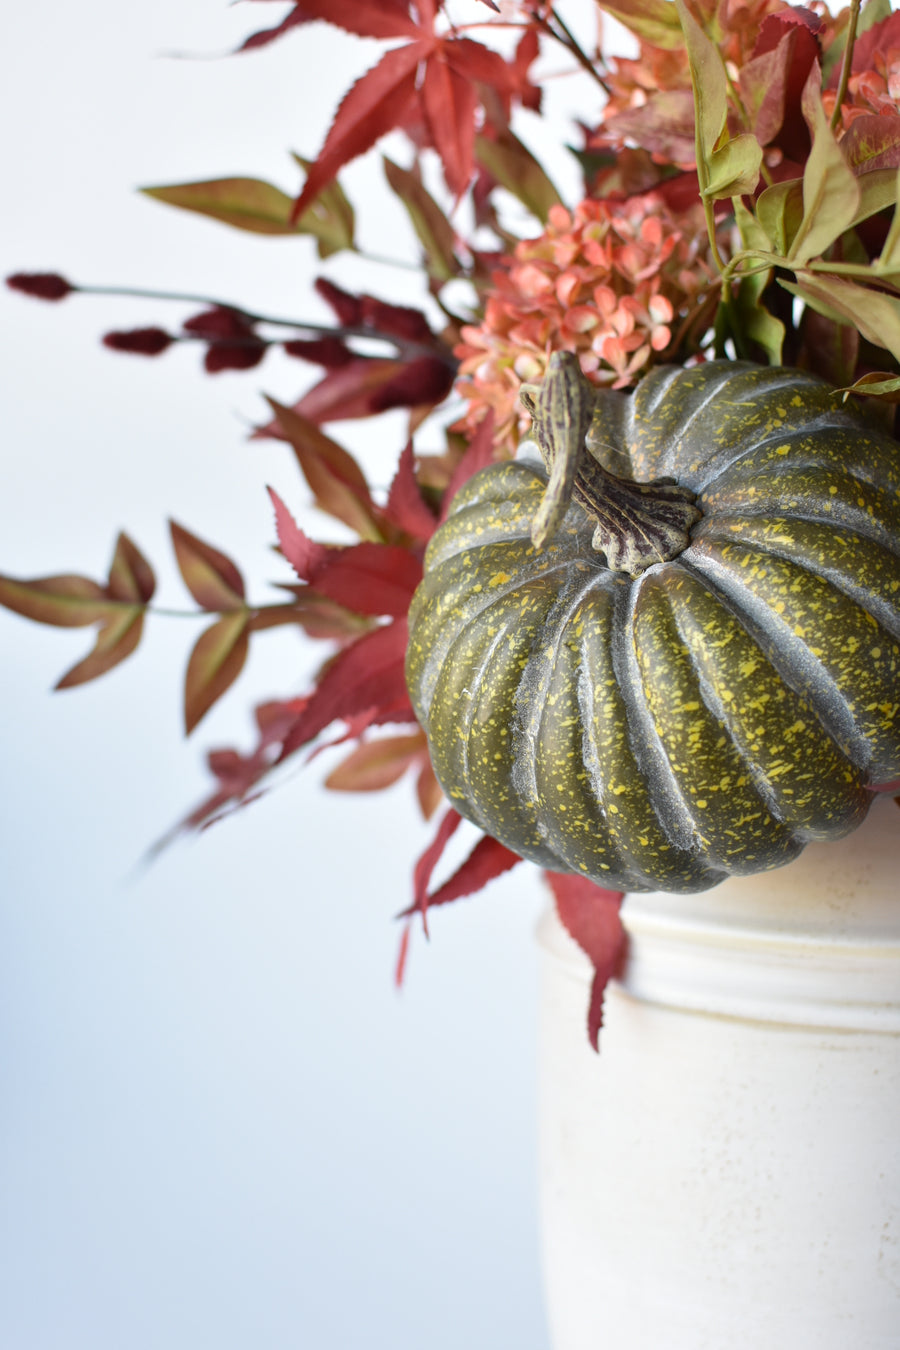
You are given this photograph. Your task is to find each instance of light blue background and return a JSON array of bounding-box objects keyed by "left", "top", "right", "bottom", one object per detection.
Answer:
[{"left": 0, "top": 3, "right": 611, "bottom": 1347}]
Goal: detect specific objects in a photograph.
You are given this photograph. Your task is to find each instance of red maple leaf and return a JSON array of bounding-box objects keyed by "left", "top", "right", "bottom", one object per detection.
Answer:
[
  {"left": 278, "top": 617, "right": 414, "bottom": 760},
  {"left": 287, "top": 0, "right": 525, "bottom": 221},
  {"left": 545, "top": 873, "right": 626, "bottom": 1052}
]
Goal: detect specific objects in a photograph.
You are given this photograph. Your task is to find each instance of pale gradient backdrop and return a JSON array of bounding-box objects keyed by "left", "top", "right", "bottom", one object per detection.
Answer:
[{"left": 1, "top": 4, "right": 607, "bottom": 1347}]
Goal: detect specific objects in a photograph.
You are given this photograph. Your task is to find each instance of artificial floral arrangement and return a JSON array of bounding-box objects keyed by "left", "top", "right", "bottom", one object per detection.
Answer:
[{"left": 6, "top": 0, "right": 900, "bottom": 1046}]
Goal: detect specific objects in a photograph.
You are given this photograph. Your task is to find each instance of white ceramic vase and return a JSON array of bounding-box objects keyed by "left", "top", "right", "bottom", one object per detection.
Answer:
[{"left": 538, "top": 792, "right": 900, "bottom": 1350}]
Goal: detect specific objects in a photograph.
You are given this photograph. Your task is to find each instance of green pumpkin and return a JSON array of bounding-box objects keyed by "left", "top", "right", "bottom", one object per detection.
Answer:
[{"left": 406, "top": 358, "right": 900, "bottom": 893}]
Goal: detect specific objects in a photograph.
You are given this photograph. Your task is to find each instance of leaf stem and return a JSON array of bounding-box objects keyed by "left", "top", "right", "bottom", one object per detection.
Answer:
[
  {"left": 147, "top": 601, "right": 303, "bottom": 620},
  {"left": 351, "top": 247, "right": 423, "bottom": 273},
  {"left": 830, "top": 0, "right": 861, "bottom": 133}
]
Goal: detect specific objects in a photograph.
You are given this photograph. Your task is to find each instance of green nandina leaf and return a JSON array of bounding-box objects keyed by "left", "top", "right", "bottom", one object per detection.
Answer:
[
  {"left": 789, "top": 65, "right": 860, "bottom": 265},
  {"left": 596, "top": 0, "right": 684, "bottom": 49},
  {"left": 170, "top": 522, "right": 246, "bottom": 612},
  {"left": 474, "top": 128, "right": 562, "bottom": 224},
  {"left": 704, "top": 134, "right": 763, "bottom": 200},
  {"left": 143, "top": 169, "right": 354, "bottom": 256},
  {"left": 732, "top": 201, "right": 785, "bottom": 364},
  {"left": 755, "top": 179, "right": 805, "bottom": 255},
  {"left": 289, "top": 154, "right": 355, "bottom": 256},
  {"left": 783, "top": 273, "right": 900, "bottom": 363},
  {"left": 143, "top": 177, "right": 301, "bottom": 236},
  {"left": 55, "top": 608, "right": 145, "bottom": 689},
  {"left": 875, "top": 168, "right": 900, "bottom": 277},
  {"left": 835, "top": 371, "right": 900, "bottom": 401},
  {"left": 0, "top": 573, "right": 110, "bottom": 627},
  {"left": 675, "top": 0, "right": 727, "bottom": 174},
  {"left": 382, "top": 158, "right": 459, "bottom": 284},
  {"left": 848, "top": 167, "right": 900, "bottom": 233},
  {"left": 184, "top": 610, "right": 250, "bottom": 734}
]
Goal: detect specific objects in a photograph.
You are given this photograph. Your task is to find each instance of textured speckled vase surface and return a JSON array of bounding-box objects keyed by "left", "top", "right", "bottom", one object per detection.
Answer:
[{"left": 538, "top": 793, "right": 900, "bottom": 1350}]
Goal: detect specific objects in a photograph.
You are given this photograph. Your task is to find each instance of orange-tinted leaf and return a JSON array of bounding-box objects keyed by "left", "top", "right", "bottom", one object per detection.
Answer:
[
  {"left": 842, "top": 117, "right": 900, "bottom": 174},
  {"left": 474, "top": 127, "right": 562, "bottom": 223},
  {"left": 784, "top": 273, "right": 900, "bottom": 363},
  {"left": 415, "top": 758, "right": 443, "bottom": 820},
  {"left": 790, "top": 63, "right": 860, "bottom": 264},
  {"left": 746, "top": 12, "right": 820, "bottom": 161},
  {"left": 290, "top": 42, "right": 423, "bottom": 223},
  {"left": 56, "top": 608, "right": 145, "bottom": 689},
  {"left": 184, "top": 610, "right": 250, "bottom": 734},
  {"left": 740, "top": 30, "right": 797, "bottom": 147},
  {"left": 289, "top": 154, "right": 356, "bottom": 257},
  {"left": 0, "top": 572, "right": 109, "bottom": 627},
  {"left": 394, "top": 921, "right": 413, "bottom": 988},
  {"left": 600, "top": 90, "right": 697, "bottom": 168},
  {"left": 382, "top": 157, "right": 459, "bottom": 282},
  {"left": 851, "top": 8, "right": 900, "bottom": 76},
  {"left": 383, "top": 441, "right": 438, "bottom": 541},
  {"left": 799, "top": 306, "right": 858, "bottom": 387},
  {"left": 597, "top": 0, "right": 683, "bottom": 48},
  {"left": 107, "top": 532, "right": 155, "bottom": 604},
  {"left": 170, "top": 521, "right": 246, "bottom": 611},
  {"left": 546, "top": 872, "right": 626, "bottom": 1050},
  {"left": 325, "top": 732, "right": 426, "bottom": 791},
  {"left": 421, "top": 50, "right": 477, "bottom": 197},
  {"left": 268, "top": 588, "right": 373, "bottom": 639},
  {"left": 264, "top": 399, "right": 382, "bottom": 540}
]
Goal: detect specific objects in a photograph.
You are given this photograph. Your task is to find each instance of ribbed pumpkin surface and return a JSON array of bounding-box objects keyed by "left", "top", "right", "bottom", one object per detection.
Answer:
[{"left": 406, "top": 362, "right": 900, "bottom": 892}]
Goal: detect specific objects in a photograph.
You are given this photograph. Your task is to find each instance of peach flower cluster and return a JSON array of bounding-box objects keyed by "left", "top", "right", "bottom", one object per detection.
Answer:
[
  {"left": 826, "top": 45, "right": 900, "bottom": 128},
  {"left": 455, "top": 194, "right": 717, "bottom": 450}
]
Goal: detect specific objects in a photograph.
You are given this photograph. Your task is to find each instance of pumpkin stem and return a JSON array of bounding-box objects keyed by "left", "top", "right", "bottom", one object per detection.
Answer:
[{"left": 520, "top": 352, "right": 702, "bottom": 576}]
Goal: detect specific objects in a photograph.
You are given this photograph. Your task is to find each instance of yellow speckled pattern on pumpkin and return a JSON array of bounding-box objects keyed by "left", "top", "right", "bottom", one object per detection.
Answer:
[{"left": 405, "top": 362, "right": 900, "bottom": 893}]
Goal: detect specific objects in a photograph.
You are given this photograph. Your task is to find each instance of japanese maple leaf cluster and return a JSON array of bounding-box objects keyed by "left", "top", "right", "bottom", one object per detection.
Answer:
[{"left": 7, "top": 0, "right": 900, "bottom": 1044}]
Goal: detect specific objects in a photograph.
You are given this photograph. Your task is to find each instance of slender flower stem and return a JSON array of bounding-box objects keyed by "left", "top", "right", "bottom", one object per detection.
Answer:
[
  {"left": 542, "top": 8, "right": 608, "bottom": 93},
  {"left": 72, "top": 282, "right": 454, "bottom": 364}
]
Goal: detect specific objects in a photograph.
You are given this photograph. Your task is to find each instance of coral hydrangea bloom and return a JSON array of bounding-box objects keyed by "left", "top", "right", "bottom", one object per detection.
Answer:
[
  {"left": 455, "top": 193, "right": 717, "bottom": 450},
  {"left": 824, "top": 45, "right": 900, "bottom": 129}
]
